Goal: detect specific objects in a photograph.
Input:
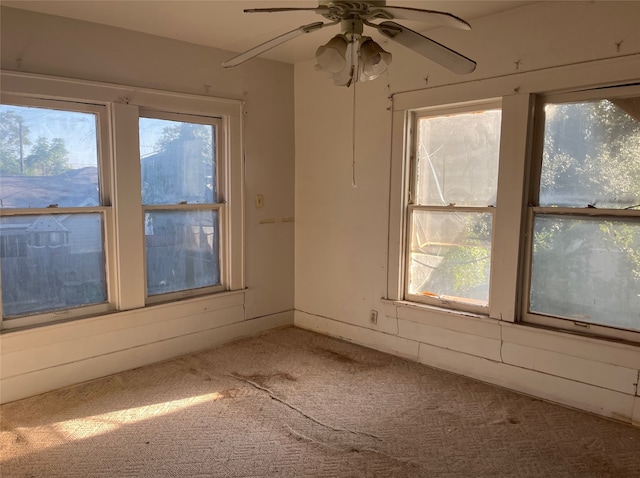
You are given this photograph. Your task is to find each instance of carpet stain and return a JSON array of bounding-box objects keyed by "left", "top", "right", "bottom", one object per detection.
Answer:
[
  {"left": 236, "top": 372, "right": 297, "bottom": 386},
  {"left": 313, "top": 347, "right": 363, "bottom": 365},
  {"left": 219, "top": 388, "right": 241, "bottom": 399}
]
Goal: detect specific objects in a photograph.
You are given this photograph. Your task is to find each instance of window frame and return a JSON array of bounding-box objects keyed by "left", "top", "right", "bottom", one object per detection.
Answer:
[
  {"left": 521, "top": 85, "right": 640, "bottom": 343},
  {"left": 404, "top": 101, "right": 502, "bottom": 315},
  {"left": 0, "top": 95, "right": 115, "bottom": 328},
  {"left": 139, "top": 109, "right": 227, "bottom": 303},
  {"left": 0, "top": 70, "right": 245, "bottom": 331}
]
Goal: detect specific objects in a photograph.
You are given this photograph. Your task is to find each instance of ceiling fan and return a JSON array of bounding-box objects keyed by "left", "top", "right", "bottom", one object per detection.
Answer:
[{"left": 222, "top": 1, "right": 476, "bottom": 86}]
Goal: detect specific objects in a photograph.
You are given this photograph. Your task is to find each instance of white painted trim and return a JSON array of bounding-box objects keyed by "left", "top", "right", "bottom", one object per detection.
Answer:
[
  {"left": 1, "top": 290, "right": 246, "bottom": 352},
  {"left": 1, "top": 71, "right": 242, "bottom": 117},
  {"left": 111, "top": 102, "right": 146, "bottom": 311},
  {"left": 392, "top": 54, "right": 640, "bottom": 111},
  {"left": 489, "top": 93, "right": 535, "bottom": 322},
  {"left": 1, "top": 306, "right": 293, "bottom": 404},
  {"left": 295, "top": 310, "right": 420, "bottom": 361}
]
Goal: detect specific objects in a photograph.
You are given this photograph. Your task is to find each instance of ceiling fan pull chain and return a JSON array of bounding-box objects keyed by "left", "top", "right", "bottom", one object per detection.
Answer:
[{"left": 352, "top": 78, "right": 357, "bottom": 188}]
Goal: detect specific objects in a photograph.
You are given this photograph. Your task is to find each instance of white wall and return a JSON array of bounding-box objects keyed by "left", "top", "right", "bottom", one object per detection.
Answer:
[
  {"left": 294, "top": 1, "right": 640, "bottom": 426},
  {"left": 0, "top": 7, "right": 295, "bottom": 402}
]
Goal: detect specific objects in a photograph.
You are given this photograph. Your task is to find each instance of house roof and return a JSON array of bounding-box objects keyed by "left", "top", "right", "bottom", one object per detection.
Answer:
[
  {"left": 26, "top": 215, "right": 69, "bottom": 233},
  {"left": 0, "top": 167, "right": 99, "bottom": 209}
]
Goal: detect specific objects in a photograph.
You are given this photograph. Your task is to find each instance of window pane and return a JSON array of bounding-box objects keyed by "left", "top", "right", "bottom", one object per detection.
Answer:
[
  {"left": 0, "top": 214, "right": 107, "bottom": 318},
  {"left": 145, "top": 210, "right": 220, "bottom": 296},
  {"left": 408, "top": 210, "right": 492, "bottom": 305},
  {"left": 540, "top": 97, "right": 640, "bottom": 209},
  {"left": 415, "top": 109, "right": 501, "bottom": 207},
  {"left": 0, "top": 104, "right": 100, "bottom": 208},
  {"left": 139, "top": 118, "right": 215, "bottom": 205},
  {"left": 530, "top": 215, "right": 640, "bottom": 332}
]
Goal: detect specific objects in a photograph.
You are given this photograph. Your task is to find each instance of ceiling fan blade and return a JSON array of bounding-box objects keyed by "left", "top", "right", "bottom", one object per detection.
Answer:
[
  {"left": 372, "top": 7, "right": 471, "bottom": 30},
  {"left": 244, "top": 7, "right": 327, "bottom": 14},
  {"left": 378, "top": 21, "right": 476, "bottom": 74},
  {"left": 222, "top": 21, "right": 331, "bottom": 68}
]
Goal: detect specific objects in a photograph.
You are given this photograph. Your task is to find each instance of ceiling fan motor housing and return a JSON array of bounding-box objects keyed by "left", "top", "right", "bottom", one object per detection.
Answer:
[{"left": 318, "top": 1, "right": 387, "bottom": 21}]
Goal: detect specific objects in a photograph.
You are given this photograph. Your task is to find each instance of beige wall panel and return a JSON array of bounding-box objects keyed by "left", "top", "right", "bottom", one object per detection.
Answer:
[
  {"left": 633, "top": 397, "right": 640, "bottom": 427},
  {"left": 501, "top": 342, "right": 638, "bottom": 395},
  {"left": 501, "top": 324, "right": 640, "bottom": 370},
  {"left": 2, "top": 305, "right": 245, "bottom": 378},
  {"left": 398, "top": 319, "right": 502, "bottom": 361},
  {"left": 397, "top": 305, "right": 501, "bottom": 340},
  {"left": 295, "top": 311, "right": 420, "bottom": 361},
  {"left": 1, "top": 312, "right": 293, "bottom": 403},
  {"left": 417, "top": 342, "right": 636, "bottom": 424},
  {"left": 1, "top": 292, "right": 245, "bottom": 354}
]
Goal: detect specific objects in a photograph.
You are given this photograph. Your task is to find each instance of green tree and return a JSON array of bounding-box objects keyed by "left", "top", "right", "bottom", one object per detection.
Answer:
[
  {"left": 156, "top": 122, "right": 213, "bottom": 158},
  {"left": 25, "top": 137, "right": 70, "bottom": 176},
  {"left": 532, "top": 97, "right": 640, "bottom": 324},
  {"left": 0, "top": 110, "right": 31, "bottom": 174}
]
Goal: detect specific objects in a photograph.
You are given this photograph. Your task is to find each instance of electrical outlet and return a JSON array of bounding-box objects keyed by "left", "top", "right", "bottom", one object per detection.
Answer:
[{"left": 370, "top": 309, "right": 378, "bottom": 325}]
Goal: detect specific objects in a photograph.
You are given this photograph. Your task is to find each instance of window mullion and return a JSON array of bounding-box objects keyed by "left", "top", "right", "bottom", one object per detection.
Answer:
[
  {"left": 490, "top": 93, "right": 535, "bottom": 322},
  {"left": 111, "top": 102, "right": 146, "bottom": 311}
]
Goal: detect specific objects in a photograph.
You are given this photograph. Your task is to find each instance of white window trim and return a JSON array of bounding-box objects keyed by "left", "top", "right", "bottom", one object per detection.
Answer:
[
  {"left": 386, "top": 53, "right": 640, "bottom": 344},
  {"left": 521, "top": 85, "right": 640, "bottom": 343},
  {"left": 404, "top": 101, "right": 502, "bottom": 315},
  {"left": 138, "top": 109, "right": 227, "bottom": 304},
  {"left": 0, "top": 95, "right": 114, "bottom": 328},
  {"left": 0, "top": 70, "right": 245, "bottom": 330}
]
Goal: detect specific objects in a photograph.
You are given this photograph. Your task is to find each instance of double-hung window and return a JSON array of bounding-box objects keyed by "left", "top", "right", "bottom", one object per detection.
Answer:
[
  {"left": 1, "top": 71, "right": 243, "bottom": 330},
  {"left": 0, "top": 96, "right": 112, "bottom": 327},
  {"left": 406, "top": 103, "right": 502, "bottom": 313},
  {"left": 139, "top": 111, "right": 224, "bottom": 301},
  {"left": 524, "top": 86, "right": 640, "bottom": 340}
]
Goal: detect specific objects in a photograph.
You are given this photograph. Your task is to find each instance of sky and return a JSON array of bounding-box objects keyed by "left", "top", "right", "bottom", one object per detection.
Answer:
[{"left": 1, "top": 104, "right": 166, "bottom": 169}]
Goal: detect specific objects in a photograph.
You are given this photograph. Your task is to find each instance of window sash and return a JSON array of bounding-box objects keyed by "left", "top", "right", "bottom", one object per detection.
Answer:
[
  {"left": 143, "top": 204, "right": 226, "bottom": 303},
  {"left": 0, "top": 209, "right": 115, "bottom": 328},
  {"left": 0, "top": 96, "right": 114, "bottom": 329},
  {"left": 405, "top": 205, "right": 494, "bottom": 313},
  {"left": 522, "top": 85, "right": 640, "bottom": 342},
  {"left": 404, "top": 102, "right": 501, "bottom": 314},
  {"left": 138, "top": 110, "right": 227, "bottom": 302}
]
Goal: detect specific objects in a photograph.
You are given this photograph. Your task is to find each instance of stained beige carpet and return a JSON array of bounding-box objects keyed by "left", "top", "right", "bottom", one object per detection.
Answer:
[{"left": 1, "top": 326, "right": 639, "bottom": 477}]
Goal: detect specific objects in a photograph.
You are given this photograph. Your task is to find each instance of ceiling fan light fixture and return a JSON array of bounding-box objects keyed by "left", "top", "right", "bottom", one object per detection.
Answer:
[
  {"left": 315, "top": 34, "right": 348, "bottom": 74},
  {"left": 359, "top": 37, "right": 392, "bottom": 81},
  {"left": 226, "top": 2, "right": 476, "bottom": 86}
]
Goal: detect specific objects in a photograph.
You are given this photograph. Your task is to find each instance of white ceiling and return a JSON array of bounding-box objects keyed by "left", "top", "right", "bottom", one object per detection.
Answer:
[{"left": 3, "top": 1, "right": 536, "bottom": 64}]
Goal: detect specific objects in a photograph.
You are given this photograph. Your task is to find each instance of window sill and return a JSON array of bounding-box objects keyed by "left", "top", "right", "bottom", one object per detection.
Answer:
[
  {"left": 1, "top": 288, "right": 247, "bottom": 336},
  {"left": 382, "top": 298, "right": 491, "bottom": 321}
]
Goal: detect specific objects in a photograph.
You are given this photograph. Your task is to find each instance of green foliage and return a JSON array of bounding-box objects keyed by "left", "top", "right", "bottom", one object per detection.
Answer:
[
  {"left": 25, "top": 137, "right": 70, "bottom": 176},
  {"left": 0, "top": 110, "right": 31, "bottom": 174},
  {"left": 541, "top": 99, "right": 640, "bottom": 206},
  {"left": 1, "top": 110, "right": 71, "bottom": 177},
  {"left": 599, "top": 222, "right": 640, "bottom": 282},
  {"left": 532, "top": 97, "right": 640, "bottom": 326},
  {"left": 440, "top": 244, "right": 490, "bottom": 295}
]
